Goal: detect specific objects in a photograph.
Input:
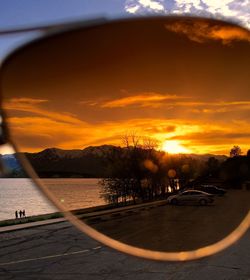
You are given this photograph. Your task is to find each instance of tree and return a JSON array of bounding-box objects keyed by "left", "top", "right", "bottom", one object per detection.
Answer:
[
  {"left": 205, "top": 157, "right": 219, "bottom": 177},
  {"left": 100, "top": 133, "right": 165, "bottom": 205},
  {"left": 220, "top": 155, "right": 250, "bottom": 188},
  {"left": 230, "top": 145, "right": 242, "bottom": 157},
  {"left": 247, "top": 149, "right": 250, "bottom": 157}
]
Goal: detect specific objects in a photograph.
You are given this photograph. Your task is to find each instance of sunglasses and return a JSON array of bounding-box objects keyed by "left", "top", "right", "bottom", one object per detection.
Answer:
[{"left": 0, "top": 16, "right": 249, "bottom": 261}]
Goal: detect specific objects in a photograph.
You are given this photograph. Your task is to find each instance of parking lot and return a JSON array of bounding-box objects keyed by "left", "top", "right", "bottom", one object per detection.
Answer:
[
  {"left": 87, "top": 189, "right": 250, "bottom": 252},
  {"left": 0, "top": 221, "right": 250, "bottom": 280}
]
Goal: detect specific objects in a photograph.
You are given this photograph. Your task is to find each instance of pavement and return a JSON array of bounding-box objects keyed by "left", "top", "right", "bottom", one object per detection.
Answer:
[
  {"left": 0, "top": 216, "right": 250, "bottom": 280},
  {"left": 0, "top": 217, "right": 66, "bottom": 233},
  {"left": 87, "top": 190, "right": 250, "bottom": 252}
]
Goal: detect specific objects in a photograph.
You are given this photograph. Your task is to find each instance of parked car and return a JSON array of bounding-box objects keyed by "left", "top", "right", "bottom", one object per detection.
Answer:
[
  {"left": 167, "top": 190, "right": 214, "bottom": 206},
  {"left": 195, "top": 185, "right": 226, "bottom": 196}
]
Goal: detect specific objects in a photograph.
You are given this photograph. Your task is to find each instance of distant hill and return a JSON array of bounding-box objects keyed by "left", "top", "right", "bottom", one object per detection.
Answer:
[
  {"left": 1, "top": 146, "right": 228, "bottom": 178},
  {"left": 1, "top": 154, "right": 20, "bottom": 170},
  {"left": 23, "top": 145, "right": 119, "bottom": 178},
  {"left": 186, "top": 153, "right": 227, "bottom": 162}
]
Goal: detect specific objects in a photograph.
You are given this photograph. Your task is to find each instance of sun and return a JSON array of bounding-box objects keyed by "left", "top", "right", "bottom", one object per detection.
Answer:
[{"left": 162, "top": 140, "right": 191, "bottom": 154}]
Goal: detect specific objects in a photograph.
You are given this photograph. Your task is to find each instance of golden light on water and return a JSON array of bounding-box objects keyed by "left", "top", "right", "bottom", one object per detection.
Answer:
[{"left": 162, "top": 140, "right": 191, "bottom": 154}]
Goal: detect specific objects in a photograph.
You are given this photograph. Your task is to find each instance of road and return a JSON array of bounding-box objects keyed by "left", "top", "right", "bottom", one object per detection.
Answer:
[{"left": 0, "top": 221, "right": 250, "bottom": 280}]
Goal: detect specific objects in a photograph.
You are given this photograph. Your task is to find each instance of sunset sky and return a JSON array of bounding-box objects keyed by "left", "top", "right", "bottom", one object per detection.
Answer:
[{"left": 1, "top": 16, "right": 250, "bottom": 155}]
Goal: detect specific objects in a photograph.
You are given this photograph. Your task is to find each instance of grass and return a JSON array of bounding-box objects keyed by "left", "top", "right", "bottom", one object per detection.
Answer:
[{"left": 0, "top": 212, "right": 63, "bottom": 227}]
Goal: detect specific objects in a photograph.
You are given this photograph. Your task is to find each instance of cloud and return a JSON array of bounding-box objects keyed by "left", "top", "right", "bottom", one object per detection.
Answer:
[
  {"left": 80, "top": 97, "right": 250, "bottom": 111},
  {"left": 7, "top": 114, "right": 250, "bottom": 155},
  {"left": 172, "top": 0, "right": 250, "bottom": 29},
  {"left": 126, "top": 4, "right": 140, "bottom": 14},
  {"left": 173, "top": 0, "right": 204, "bottom": 12},
  {"left": 168, "top": 121, "right": 250, "bottom": 154},
  {"left": 4, "top": 98, "right": 83, "bottom": 125},
  {"left": 145, "top": 125, "right": 176, "bottom": 134},
  {"left": 125, "top": 0, "right": 165, "bottom": 14},
  {"left": 164, "top": 20, "right": 250, "bottom": 43},
  {"left": 154, "top": 100, "right": 250, "bottom": 115},
  {"left": 6, "top": 116, "right": 199, "bottom": 152},
  {"left": 4, "top": 95, "right": 250, "bottom": 155},
  {"left": 183, "top": 100, "right": 250, "bottom": 114},
  {"left": 7, "top": 116, "right": 94, "bottom": 152},
  {"left": 124, "top": 0, "right": 250, "bottom": 30},
  {"left": 138, "top": 0, "right": 165, "bottom": 11},
  {"left": 172, "top": 131, "right": 250, "bottom": 143},
  {"left": 169, "top": 120, "right": 250, "bottom": 153},
  {"left": 101, "top": 93, "right": 185, "bottom": 108},
  {"left": 8, "top": 98, "right": 48, "bottom": 104}
]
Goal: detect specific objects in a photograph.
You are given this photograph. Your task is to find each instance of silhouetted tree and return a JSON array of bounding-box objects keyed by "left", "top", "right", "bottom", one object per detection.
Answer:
[
  {"left": 230, "top": 145, "right": 242, "bottom": 157},
  {"left": 220, "top": 155, "right": 250, "bottom": 188},
  {"left": 205, "top": 157, "right": 220, "bottom": 177},
  {"left": 100, "top": 134, "right": 219, "bottom": 205},
  {"left": 247, "top": 149, "right": 250, "bottom": 157},
  {"left": 100, "top": 134, "right": 166, "bottom": 205}
]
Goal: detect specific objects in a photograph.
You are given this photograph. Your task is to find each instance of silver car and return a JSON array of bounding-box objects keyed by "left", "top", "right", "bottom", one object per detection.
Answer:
[{"left": 167, "top": 190, "right": 214, "bottom": 206}]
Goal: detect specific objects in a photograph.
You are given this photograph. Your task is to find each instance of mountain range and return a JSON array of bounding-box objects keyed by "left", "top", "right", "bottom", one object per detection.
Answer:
[{"left": 1, "top": 145, "right": 227, "bottom": 178}]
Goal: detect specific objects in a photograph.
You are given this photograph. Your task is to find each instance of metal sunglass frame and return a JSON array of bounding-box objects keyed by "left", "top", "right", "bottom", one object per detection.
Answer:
[{"left": 0, "top": 15, "right": 249, "bottom": 261}]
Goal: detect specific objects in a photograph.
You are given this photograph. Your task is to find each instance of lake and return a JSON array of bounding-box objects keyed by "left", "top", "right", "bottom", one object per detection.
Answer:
[{"left": 0, "top": 178, "right": 105, "bottom": 221}]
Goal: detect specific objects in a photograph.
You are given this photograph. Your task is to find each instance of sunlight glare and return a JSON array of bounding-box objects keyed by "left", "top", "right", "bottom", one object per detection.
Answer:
[{"left": 162, "top": 140, "right": 190, "bottom": 154}]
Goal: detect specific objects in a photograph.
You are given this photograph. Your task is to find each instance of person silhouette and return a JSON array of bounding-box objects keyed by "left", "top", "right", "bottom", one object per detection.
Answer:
[
  {"left": 19, "top": 210, "right": 22, "bottom": 218},
  {"left": 22, "top": 210, "right": 26, "bottom": 217},
  {"left": 15, "top": 210, "right": 18, "bottom": 219}
]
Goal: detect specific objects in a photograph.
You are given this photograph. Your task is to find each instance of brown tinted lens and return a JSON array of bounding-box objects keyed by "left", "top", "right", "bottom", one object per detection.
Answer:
[{"left": 1, "top": 17, "right": 250, "bottom": 254}]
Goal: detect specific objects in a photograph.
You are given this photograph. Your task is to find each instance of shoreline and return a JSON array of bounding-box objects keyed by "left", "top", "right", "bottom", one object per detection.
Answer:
[
  {"left": 0, "top": 212, "right": 63, "bottom": 227},
  {"left": 0, "top": 199, "right": 167, "bottom": 228}
]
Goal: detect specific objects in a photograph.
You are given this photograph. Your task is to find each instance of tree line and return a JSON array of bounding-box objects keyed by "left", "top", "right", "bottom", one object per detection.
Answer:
[{"left": 100, "top": 139, "right": 250, "bottom": 205}]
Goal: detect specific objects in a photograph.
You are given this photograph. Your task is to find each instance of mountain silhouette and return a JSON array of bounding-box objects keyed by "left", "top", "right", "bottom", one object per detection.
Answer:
[
  {"left": 24, "top": 145, "right": 118, "bottom": 178},
  {"left": 1, "top": 145, "right": 227, "bottom": 178}
]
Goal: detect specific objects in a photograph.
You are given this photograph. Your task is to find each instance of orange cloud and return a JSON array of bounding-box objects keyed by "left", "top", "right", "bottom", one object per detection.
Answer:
[
  {"left": 4, "top": 97, "right": 250, "bottom": 155},
  {"left": 6, "top": 115, "right": 250, "bottom": 155},
  {"left": 169, "top": 121, "right": 250, "bottom": 155},
  {"left": 164, "top": 20, "right": 250, "bottom": 44},
  {"left": 101, "top": 93, "right": 183, "bottom": 108},
  {"left": 9, "top": 98, "right": 48, "bottom": 104},
  {"left": 4, "top": 98, "right": 83, "bottom": 125},
  {"left": 86, "top": 94, "right": 250, "bottom": 112},
  {"left": 7, "top": 116, "right": 93, "bottom": 152},
  {"left": 173, "top": 100, "right": 250, "bottom": 114},
  {"left": 6, "top": 116, "right": 201, "bottom": 152}
]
